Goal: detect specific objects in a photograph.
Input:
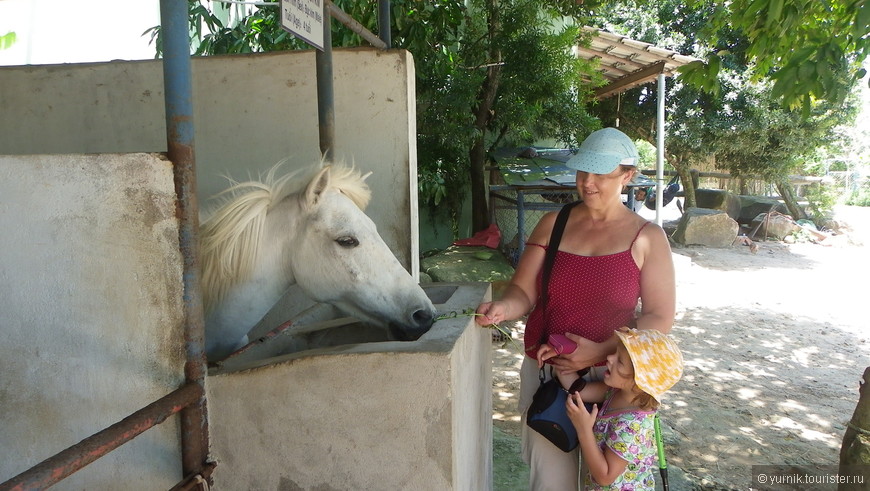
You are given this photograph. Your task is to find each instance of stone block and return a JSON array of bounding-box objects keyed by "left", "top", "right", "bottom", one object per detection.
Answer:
[
  {"left": 696, "top": 189, "right": 741, "bottom": 221},
  {"left": 738, "top": 195, "right": 789, "bottom": 224},
  {"left": 751, "top": 212, "right": 800, "bottom": 240},
  {"left": 672, "top": 207, "right": 739, "bottom": 247}
]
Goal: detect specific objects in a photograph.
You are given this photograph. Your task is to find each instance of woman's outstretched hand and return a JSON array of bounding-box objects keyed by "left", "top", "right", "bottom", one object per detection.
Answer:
[{"left": 475, "top": 301, "right": 508, "bottom": 326}]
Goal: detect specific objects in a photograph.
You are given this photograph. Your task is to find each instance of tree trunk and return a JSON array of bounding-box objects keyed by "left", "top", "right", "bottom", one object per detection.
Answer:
[
  {"left": 775, "top": 177, "right": 807, "bottom": 220},
  {"left": 469, "top": 0, "right": 502, "bottom": 233},
  {"left": 673, "top": 159, "right": 696, "bottom": 209},
  {"left": 839, "top": 366, "right": 870, "bottom": 490}
]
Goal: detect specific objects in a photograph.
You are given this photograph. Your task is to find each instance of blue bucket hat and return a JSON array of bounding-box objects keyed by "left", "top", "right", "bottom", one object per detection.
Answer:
[{"left": 565, "top": 128, "right": 639, "bottom": 174}]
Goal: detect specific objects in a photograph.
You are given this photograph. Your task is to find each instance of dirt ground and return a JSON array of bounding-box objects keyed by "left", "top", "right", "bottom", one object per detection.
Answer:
[{"left": 490, "top": 204, "right": 870, "bottom": 490}]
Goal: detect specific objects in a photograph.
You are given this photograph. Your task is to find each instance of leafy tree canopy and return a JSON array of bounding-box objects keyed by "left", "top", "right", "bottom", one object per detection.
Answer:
[
  {"left": 677, "top": 0, "right": 869, "bottom": 113},
  {"left": 591, "top": 0, "right": 859, "bottom": 219}
]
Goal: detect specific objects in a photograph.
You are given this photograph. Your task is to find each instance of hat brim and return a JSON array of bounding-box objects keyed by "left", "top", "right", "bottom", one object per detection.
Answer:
[{"left": 565, "top": 152, "right": 636, "bottom": 174}]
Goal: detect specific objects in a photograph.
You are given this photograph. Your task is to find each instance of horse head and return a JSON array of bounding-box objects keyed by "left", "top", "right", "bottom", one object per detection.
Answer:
[{"left": 277, "top": 165, "right": 436, "bottom": 341}]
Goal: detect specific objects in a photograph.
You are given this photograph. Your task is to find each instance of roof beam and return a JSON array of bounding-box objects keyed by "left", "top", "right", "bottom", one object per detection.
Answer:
[
  {"left": 594, "top": 61, "right": 666, "bottom": 99},
  {"left": 575, "top": 46, "right": 647, "bottom": 71}
]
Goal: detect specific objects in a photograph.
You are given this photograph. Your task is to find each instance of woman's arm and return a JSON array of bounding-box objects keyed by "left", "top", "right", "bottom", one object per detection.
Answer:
[
  {"left": 475, "top": 212, "right": 557, "bottom": 325},
  {"left": 633, "top": 223, "right": 676, "bottom": 334}
]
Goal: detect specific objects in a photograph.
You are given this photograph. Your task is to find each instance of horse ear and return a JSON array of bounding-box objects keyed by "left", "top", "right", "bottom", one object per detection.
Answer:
[{"left": 304, "top": 166, "right": 332, "bottom": 209}]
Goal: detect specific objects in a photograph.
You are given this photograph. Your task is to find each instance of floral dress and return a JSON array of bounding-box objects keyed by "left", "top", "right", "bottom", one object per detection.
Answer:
[{"left": 584, "top": 389, "right": 658, "bottom": 491}]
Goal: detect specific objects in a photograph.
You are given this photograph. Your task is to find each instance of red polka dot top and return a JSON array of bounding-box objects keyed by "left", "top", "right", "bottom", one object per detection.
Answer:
[{"left": 524, "top": 222, "right": 649, "bottom": 361}]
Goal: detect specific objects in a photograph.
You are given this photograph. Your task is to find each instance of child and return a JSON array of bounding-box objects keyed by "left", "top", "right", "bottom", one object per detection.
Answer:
[{"left": 542, "top": 327, "right": 683, "bottom": 490}]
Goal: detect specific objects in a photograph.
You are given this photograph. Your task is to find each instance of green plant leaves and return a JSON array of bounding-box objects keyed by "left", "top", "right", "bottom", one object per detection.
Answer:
[{"left": 0, "top": 32, "right": 16, "bottom": 51}]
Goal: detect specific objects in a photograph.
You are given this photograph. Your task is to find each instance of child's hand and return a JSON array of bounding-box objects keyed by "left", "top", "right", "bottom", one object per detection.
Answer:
[
  {"left": 566, "top": 392, "right": 598, "bottom": 430},
  {"left": 536, "top": 343, "right": 557, "bottom": 367}
]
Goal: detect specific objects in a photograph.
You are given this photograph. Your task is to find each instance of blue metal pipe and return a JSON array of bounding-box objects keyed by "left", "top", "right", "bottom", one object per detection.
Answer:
[
  {"left": 159, "top": 0, "right": 210, "bottom": 479},
  {"left": 317, "top": 2, "right": 335, "bottom": 161}
]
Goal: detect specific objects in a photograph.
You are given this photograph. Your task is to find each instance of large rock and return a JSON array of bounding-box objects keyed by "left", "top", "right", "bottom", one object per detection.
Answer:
[
  {"left": 672, "top": 208, "right": 739, "bottom": 247},
  {"left": 750, "top": 212, "right": 800, "bottom": 240},
  {"left": 696, "top": 189, "right": 741, "bottom": 221},
  {"left": 738, "top": 195, "right": 789, "bottom": 224}
]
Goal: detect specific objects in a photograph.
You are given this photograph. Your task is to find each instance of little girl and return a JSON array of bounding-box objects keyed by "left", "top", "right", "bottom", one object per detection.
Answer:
[{"left": 542, "top": 327, "right": 683, "bottom": 490}]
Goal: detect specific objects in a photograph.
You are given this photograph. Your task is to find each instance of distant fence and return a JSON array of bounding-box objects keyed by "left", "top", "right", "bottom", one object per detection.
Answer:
[{"left": 637, "top": 169, "right": 830, "bottom": 198}]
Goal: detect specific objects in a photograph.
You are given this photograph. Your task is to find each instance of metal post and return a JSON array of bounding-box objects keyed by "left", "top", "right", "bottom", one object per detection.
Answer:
[
  {"left": 159, "top": 0, "right": 210, "bottom": 478},
  {"left": 655, "top": 72, "right": 665, "bottom": 226},
  {"left": 516, "top": 190, "right": 526, "bottom": 258},
  {"left": 378, "top": 0, "right": 391, "bottom": 47},
  {"left": 316, "top": 1, "right": 335, "bottom": 162}
]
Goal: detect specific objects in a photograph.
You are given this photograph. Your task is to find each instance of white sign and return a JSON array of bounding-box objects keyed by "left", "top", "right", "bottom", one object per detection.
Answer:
[{"left": 280, "top": 0, "right": 325, "bottom": 51}]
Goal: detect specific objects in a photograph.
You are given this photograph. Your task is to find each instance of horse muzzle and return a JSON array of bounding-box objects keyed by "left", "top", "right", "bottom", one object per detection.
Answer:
[{"left": 388, "top": 306, "right": 436, "bottom": 341}]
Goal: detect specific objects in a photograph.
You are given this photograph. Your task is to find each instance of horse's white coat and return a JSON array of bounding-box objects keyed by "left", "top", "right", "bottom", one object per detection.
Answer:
[{"left": 201, "top": 163, "right": 435, "bottom": 361}]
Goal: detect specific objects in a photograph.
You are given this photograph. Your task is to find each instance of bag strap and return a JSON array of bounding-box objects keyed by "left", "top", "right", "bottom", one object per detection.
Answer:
[{"left": 541, "top": 201, "right": 580, "bottom": 311}]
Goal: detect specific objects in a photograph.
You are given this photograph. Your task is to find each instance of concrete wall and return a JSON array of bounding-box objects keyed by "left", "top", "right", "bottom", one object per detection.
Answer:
[
  {"left": 0, "top": 153, "right": 186, "bottom": 489},
  {"left": 206, "top": 283, "right": 493, "bottom": 490},
  {"left": 0, "top": 48, "right": 420, "bottom": 275}
]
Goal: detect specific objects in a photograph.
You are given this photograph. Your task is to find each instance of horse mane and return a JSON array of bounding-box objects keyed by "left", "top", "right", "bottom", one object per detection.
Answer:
[{"left": 200, "top": 161, "right": 371, "bottom": 314}]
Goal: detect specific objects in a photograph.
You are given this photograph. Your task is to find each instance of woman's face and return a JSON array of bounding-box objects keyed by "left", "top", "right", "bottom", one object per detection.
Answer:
[{"left": 575, "top": 167, "right": 634, "bottom": 204}]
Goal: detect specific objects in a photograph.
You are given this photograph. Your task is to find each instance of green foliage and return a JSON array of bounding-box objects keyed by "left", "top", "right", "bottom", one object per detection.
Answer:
[
  {"left": 803, "top": 183, "right": 840, "bottom": 226},
  {"left": 846, "top": 187, "right": 870, "bottom": 207},
  {"left": 679, "top": 0, "right": 870, "bottom": 110},
  {"left": 590, "top": 0, "right": 859, "bottom": 198},
  {"left": 0, "top": 32, "right": 15, "bottom": 51}
]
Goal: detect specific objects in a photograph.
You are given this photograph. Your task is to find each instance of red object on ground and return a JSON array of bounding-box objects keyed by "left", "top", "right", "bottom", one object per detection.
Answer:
[{"left": 453, "top": 224, "right": 501, "bottom": 249}]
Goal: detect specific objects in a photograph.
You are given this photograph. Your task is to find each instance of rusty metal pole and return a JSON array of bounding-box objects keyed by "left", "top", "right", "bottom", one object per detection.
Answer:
[
  {"left": 0, "top": 384, "right": 203, "bottom": 491},
  {"left": 159, "top": 0, "right": 210, "bottom": 478}
]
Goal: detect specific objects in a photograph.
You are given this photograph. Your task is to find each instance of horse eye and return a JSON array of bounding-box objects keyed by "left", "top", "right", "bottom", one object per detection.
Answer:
[{"left": 335, "top": 236, "right": 359, "bottom": 248}]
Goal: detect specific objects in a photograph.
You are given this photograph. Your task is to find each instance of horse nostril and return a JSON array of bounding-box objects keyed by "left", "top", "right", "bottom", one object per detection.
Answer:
[{"left": 412, "top": 308, "right": 435, "bottom": 328}]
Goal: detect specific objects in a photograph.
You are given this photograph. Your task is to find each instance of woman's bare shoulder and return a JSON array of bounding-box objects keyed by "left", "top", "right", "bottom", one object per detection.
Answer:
[{"left": 528, "top": 210, "right": 560, "bottom": 244}]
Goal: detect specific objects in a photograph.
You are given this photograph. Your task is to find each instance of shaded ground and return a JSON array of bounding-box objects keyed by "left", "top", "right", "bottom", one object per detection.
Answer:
[{"left": 485, "top": 205, "right": 870, "bottom": 490}]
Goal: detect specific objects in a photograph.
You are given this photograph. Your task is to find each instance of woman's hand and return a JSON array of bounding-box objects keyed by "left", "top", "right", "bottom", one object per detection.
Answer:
[
  {"left": 475, "top": 301, "right": 508, "bottom": 326},
  {"left": 549, "top": 333, "right": 613, "bottom": 374},
  {"left": 566, "top": 392, "right": 598, "bottom": 431}
]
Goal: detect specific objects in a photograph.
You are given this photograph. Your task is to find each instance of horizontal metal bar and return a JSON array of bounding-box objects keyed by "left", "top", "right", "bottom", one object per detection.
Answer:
[{"left": 0, "top": 383, "right": 203, "bottom": 491}]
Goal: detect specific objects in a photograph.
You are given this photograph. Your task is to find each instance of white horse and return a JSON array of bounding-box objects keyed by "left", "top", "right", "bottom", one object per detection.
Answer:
[{"left": 200, "top": 162, "right": 436, "bottom": 361}]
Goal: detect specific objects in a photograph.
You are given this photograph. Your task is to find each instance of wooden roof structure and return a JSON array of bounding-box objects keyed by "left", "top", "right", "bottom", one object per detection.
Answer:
[{"left": 576, "top": 27, "right": 700, "bottom": 100}]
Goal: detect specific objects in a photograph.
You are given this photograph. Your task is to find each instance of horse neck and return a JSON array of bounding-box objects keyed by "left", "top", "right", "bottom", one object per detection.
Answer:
[{"left": 254, "top": 197, "right": 300, "bottom": 294}]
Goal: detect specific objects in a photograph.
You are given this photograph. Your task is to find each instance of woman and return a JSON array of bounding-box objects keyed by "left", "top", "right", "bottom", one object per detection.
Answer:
[{"left": 476, "top": 127, "right": 676, "bottom": 490}]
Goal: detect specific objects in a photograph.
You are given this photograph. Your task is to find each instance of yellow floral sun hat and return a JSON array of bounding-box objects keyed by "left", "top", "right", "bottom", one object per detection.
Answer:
[{"left": 614, "top": 327, "right": 684, "bottom": 403}]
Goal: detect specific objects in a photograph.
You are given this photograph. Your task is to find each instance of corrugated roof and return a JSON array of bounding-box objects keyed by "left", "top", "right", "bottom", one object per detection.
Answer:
[{"left": 576, "top": 27, "right": 700, "bottom": 99}]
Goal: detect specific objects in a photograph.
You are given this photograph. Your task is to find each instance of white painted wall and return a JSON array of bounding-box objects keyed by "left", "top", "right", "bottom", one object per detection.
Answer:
[
  {"left": 0, "top": 48, "right": 420, "bottom": 275},
  {"left": 0, "top": 153, "right": 186, "bottom": 489}
]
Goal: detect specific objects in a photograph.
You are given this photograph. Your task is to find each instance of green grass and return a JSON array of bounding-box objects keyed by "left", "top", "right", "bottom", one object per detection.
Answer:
[{"left": 493, "top": 426, "right": 529, "bottom": 491}]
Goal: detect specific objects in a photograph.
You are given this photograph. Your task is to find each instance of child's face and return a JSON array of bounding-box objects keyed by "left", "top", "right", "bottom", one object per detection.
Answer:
[{"left": 603, "top": 345, "right": 635, "bottom": 390}]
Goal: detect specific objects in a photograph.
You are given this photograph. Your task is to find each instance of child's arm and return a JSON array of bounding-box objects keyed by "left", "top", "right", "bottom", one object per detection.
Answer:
[
  {"left": 578, "top": 426, "right": 629, "bottom": 486},
  {"left": 566, "top": 392, "right": 629, "bottom": 486},
  {"left": 573, "top": 380, "right": 609, "bottom": 403}
]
